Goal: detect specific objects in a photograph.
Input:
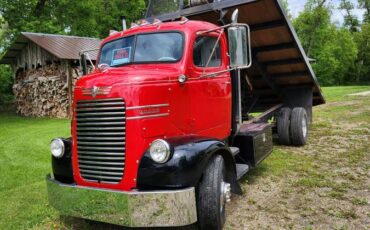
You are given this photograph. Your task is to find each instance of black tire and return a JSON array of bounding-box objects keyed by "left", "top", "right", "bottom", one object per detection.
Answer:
[
  {"left": 290, "top": 107, "right": 309, "bottom": 146},
  {"left": 197, "top": 155, "right": 226, "bottom": 230},
  {"left": 277, "top": 107, "right": 291, "bottom": 145}
]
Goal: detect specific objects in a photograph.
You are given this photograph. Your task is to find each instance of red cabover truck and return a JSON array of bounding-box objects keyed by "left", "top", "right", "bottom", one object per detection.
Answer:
[{"left": 46, "top": 0, "right": 325, "bottom": 229}]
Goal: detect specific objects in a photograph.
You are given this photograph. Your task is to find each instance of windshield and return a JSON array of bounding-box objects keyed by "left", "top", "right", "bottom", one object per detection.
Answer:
[{"left": 99, "top": 32, "right": 183, "bottom": 67}]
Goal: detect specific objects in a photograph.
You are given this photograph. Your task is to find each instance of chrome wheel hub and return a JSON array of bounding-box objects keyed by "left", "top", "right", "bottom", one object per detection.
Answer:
[
  {"left": 302, "top": 117, "right": 307, "bottom": 138},
  {"left": 220, "top": 181, "right": 231, "bottom": 212}
]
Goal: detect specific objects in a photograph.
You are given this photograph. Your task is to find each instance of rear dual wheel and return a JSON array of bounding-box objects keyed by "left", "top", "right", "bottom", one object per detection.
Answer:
[{"left": 277, "top": 107, "right": 308, "bottom": 146}]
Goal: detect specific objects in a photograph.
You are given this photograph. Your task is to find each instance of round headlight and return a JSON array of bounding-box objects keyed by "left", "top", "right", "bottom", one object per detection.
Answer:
[
  {"left": 149, "top": 139, "right": 171, "bottom": 163},
  {"left": 50, "top": 138, "right": 65, "bottom": 158}
]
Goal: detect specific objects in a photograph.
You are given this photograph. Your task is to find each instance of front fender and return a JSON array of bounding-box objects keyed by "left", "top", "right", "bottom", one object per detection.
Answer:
[{"left": 136, "top": 136, "right": 240, "bottom": 193}]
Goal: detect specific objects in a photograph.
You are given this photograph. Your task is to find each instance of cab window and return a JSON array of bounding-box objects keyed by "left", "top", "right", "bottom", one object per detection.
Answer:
[{"left": 193, "top": 36, "right": 221, "bottom": 68}]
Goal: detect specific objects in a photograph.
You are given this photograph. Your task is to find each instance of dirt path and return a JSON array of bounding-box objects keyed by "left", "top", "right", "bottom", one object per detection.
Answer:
[{"left": 225, "top": 95, "right": 370, "bottom": 229}]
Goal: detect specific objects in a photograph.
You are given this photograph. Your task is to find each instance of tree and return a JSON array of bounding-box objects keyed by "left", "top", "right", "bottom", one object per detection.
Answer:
[
  {"left": 293, "top": 0, "right": 330, "bottom": 57},
  {"left": 53, "top": 0, "right": 145, "bottom": 38},
  {"left": 353, "top": 24, "right": 370, "bottom": 83},
  {"left": 293, "top": 0, "right": 358, "bottom": 85},
  {"left": 280, "top": 0, "right": 292, "bottom": 19},
  {"left": 358, "top": 0, "right": 370, "bottom": 23},
  {"left": 339, "top": 0, "right": 360, "bottom": 32},
  {"left": 0, "top": 65, "right": 13, "bottom": 103}
]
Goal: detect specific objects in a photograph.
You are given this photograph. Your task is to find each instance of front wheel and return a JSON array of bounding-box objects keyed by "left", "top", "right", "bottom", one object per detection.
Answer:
[{"left": 197, "top": 155, "right": 230, "bottom": 230}]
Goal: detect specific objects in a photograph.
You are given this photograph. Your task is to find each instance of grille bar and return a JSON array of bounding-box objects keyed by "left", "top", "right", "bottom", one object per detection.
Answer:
[
  {"left": 77, "top": 121, "right": 126, "bottom": 126},
  {"left": 78, "top": 155, "right": 125, "bottom": 160},
  {"left": 77, "top": 132, "right": 126, "bottom": 136},
  {"left": 77, "top": 117, "right": 126, "bottom": 122},
  {"left": 78, "top": 136, "right": 125, "bottom": 141},
  {"left": 77, "top": 127, "right": 125, "bottom": 131},
  {"left": 80, "top": 169, "right": 123, "bottom": 176},
  {"left": 79, "top": 164, "right": 123, "bottom": 171},
  {"left": 76, "top": 111, "right": 126, "bottom": 117},
  {"left": 76, "top": 98, "right": 126, "bottom": 184},
  {"left": 77, "top": 102, "right": 125, "bottom": 107},
  {"left": 78, "top": 151, "right": 125, "bottom": 156}
]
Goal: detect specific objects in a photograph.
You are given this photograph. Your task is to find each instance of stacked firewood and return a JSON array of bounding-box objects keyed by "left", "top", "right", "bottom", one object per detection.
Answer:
[{"left": 12, "top": 64, "right": 81, "bottom": 118}]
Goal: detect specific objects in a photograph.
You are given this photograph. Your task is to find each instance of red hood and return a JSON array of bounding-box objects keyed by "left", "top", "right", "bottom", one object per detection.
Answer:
[{"left": 76, "top": 64, "right": 182, "bottom": 88}]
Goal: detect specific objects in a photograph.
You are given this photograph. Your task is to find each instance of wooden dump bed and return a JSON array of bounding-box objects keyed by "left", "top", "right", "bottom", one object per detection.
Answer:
[{"left": 147, "top": 0, "right": 325, "bottom": 111}]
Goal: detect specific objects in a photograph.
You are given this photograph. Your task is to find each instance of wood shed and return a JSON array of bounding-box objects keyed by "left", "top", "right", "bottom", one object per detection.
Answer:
[{"left": 0, "top": 32, "right": 101, "bottom": 118}]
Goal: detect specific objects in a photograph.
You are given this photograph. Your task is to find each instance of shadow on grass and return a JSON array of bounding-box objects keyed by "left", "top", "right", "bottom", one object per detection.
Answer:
[{"left": 60, "top": 216, "right": 198, "bottom": 230}]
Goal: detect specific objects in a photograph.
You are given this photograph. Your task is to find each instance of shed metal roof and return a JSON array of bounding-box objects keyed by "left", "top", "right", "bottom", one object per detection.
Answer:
[{"left": 0, "top": 32, "right": 101, "bottom": 64}]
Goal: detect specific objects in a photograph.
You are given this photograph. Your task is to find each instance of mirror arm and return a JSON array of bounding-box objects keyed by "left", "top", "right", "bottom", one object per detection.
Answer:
[{"left": 202, "top": 29, "right": 225, "bottom": 76}]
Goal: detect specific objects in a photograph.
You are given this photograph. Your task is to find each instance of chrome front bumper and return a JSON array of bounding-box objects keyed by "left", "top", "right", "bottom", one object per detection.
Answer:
[{"left": 46, "top": 175, "right": 197, "bottom": 227}]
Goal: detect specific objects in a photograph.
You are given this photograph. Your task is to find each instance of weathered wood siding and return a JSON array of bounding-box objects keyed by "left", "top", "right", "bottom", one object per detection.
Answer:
[{"left": 15, "top": 41, "right": 59, "bottom": 70}]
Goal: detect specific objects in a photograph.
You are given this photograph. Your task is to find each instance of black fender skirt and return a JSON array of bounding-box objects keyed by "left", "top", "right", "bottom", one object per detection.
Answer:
[
  {"left": 51, "top": 137, "right": 74, "bottom": 183},
  {"left": 137, "top": 136, "right": 242, "bottom": 194}
]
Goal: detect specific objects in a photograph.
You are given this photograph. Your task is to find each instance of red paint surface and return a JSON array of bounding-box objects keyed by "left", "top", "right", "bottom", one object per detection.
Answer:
[{"left": 72, "top": 21, "right": 231, "bottom": 191}]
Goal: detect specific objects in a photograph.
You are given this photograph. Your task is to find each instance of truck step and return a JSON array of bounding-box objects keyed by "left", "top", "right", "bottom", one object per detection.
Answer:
[
  {"left": 236, "top": 164, "right": 249, "bottom": 180},
  {"left": 229, "top": 147, "right": 240, "bottom": 157}
]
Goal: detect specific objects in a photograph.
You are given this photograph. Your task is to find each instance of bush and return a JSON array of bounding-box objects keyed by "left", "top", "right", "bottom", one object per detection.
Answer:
[{"left": 0, "top": 65, "right": 13, "bottom": 103}]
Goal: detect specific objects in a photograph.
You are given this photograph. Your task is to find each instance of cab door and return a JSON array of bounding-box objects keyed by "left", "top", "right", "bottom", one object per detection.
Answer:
[{"left": 187, "top": 32, "right": 232, "bottom": 140}]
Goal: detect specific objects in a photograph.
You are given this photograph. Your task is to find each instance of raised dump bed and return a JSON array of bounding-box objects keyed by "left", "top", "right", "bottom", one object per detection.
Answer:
[{"left": 146, "top": 0, "right": 325, "bottom": 115}]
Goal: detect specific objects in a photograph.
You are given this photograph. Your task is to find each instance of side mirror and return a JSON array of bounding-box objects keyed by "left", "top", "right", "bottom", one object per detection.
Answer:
[
  {"left": 228, "top": 10, "right": 252, "bottom": 69},
  {"left": 80, "top": 53, "right": 88, "bottom": 76}
]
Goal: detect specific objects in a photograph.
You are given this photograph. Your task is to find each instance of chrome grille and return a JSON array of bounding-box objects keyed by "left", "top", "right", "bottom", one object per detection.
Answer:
[{"left": 76, "top": 98, "right": 126, "bottom": 184}]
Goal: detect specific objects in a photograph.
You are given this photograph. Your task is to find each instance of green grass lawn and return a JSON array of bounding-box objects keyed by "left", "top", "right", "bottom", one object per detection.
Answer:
[{"left": 0, "top": 86, "right": 369, "bottom": 229}]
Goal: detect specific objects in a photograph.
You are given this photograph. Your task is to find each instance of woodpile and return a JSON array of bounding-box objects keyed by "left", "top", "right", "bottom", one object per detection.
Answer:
[{"left": 12, "top": 64, "right": 82, "bottom": 118}]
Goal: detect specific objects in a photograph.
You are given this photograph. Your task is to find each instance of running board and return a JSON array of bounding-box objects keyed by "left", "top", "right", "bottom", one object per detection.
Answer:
[
  {"left": 229, "top": 147, "right": 240, "bottom": 157},
  {"left": 236, "top": 164, "right": 249, "bottom": 180}
]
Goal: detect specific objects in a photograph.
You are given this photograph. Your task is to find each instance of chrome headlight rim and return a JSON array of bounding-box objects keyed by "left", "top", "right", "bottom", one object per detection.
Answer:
[
  {"left": 50, "top": 138, "right": 65, "bottom": 159},
  {"left": 149, "top": 139, "right": 171, "bottom": 164}
]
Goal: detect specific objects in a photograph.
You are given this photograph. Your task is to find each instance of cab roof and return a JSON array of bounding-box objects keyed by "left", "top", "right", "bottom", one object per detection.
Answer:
[{"left": 102, "top": 20, "right": 218, "bottom": 44}]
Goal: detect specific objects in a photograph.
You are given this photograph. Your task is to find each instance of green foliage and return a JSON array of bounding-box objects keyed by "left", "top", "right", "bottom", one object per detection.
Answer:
[
  {"left": 293, "top": 1, "right": 359, "bottom": 86},
  {"left": 358, "top": 0, "right": 370, "bottom": 23},
  {"left": 53, "top": 0, "right": 146, "bottom": 38},
  {"left": 339, "top": 0, "right": 360, "bottom": 32},
  {"left": 0, "top": 65, "right": 13, "bottom": 103},
  {"left": 0, "top": 0, "right": 146, "bottom": 46},
  {"left": 353, "top": 23, "right": 370, "bottom": 83}
]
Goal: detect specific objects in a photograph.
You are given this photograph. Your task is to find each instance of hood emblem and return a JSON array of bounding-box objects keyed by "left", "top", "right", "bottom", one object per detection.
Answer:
[
  {"left": 82, "top": 86, "right": 112, "bottom": 97},
  {"left": 92, "top": 86, "right": 99, "bottom": 98}
]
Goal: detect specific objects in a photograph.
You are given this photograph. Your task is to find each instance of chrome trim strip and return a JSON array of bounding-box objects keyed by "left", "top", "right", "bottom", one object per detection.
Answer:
[
  {"left": 126, "top": 113, "right": 169, "bottom": 120},
  {"left": 46, "top": 175, "right": 197, "bottom": 227},
  {"left": 126, "top": 103, "right": 169, "bottom": 110}
]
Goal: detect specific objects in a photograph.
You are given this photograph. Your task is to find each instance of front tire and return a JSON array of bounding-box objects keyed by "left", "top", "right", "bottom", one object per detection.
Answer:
[{"left": 197, "top": 155, "right": 228, "bottom": 230}]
